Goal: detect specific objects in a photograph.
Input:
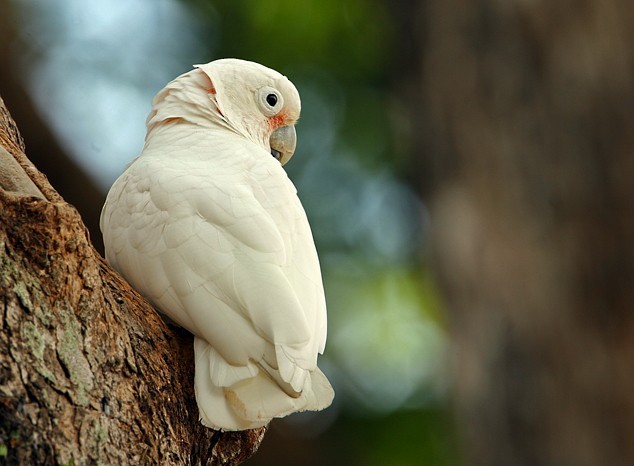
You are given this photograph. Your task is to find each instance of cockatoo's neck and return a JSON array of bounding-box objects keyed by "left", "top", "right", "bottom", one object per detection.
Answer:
[{"left": 144, "top": 68, "right": 271, "bottom": 152}]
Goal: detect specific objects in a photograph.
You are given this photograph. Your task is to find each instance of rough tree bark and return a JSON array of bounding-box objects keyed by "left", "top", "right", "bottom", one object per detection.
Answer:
[
  {"left": 410, "top": 0, "right": 634, "bottom": 465},
  {"left": 0, "top": 97, "right": 265, "bottom": 464}
]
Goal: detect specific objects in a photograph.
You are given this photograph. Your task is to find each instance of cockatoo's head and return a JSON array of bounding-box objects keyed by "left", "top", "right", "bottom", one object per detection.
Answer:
[{"left": 147, "top": 58, "right": 301, "bottom": 165}]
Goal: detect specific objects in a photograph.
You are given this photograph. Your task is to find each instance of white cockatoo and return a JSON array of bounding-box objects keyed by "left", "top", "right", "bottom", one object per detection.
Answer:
[{"left": 100, "top": 59, "right": 334, "bottom": 430}]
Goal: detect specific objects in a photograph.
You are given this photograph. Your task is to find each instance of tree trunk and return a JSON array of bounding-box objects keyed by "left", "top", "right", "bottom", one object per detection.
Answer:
[
  {"left": 411, "top": 0, "right": 634, "bottom": 465},
  {"left": 0, "top": 97, "right": 265, "bottom": 464}
]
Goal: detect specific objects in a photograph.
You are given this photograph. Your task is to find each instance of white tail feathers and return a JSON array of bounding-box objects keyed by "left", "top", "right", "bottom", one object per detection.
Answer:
[{"left": 194, "top": 337, "right": 334, "bottom": 431}]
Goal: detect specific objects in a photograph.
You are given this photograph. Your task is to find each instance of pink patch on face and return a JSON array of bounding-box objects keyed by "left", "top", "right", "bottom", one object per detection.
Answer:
[{"left": 269, "top": 112, "right": 286, "bottom": 129}]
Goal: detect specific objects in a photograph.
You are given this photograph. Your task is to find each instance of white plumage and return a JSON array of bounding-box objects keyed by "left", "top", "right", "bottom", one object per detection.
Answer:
[{"left": 100, "top": 59, "right": 334, "bottom": 430}]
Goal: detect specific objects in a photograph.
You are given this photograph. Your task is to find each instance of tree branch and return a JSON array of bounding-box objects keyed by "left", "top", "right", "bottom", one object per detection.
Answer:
[{"left": 0, "top": 96, "right": 265, "bottom": 464}]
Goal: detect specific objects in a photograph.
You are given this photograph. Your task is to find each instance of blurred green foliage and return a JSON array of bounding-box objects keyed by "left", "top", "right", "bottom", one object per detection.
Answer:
[
  {"left": 326, "top": 408, "right": 459, "bottom": 466},
  {"left": 186, "top": 0, "right": 393, "bottom": 80}
]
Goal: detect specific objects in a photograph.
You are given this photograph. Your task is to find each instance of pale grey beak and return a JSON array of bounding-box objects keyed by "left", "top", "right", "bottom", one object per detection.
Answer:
[{"left": 270, "top": 125, "right": 296, "bottom": 166}]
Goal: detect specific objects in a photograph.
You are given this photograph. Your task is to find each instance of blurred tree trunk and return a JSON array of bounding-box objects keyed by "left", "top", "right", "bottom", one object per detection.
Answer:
[
  {"left": 0, "top": 97, "right": 264, "bottom": 464},
  {"left": 409, "top": 0, "right": 634, "bottom": 465}
]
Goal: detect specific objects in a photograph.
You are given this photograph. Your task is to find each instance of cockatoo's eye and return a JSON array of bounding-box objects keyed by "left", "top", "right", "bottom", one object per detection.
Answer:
[{"left": 257, "top": 86, "right": 284, "bottom": 117}]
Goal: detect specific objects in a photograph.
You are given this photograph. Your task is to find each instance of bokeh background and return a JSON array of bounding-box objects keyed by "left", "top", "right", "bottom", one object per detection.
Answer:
[
  {"left": 2, "top": 0, "right": 633, "bottom": 465},
  {"left": 1, "top": 1, "right": 456, "bottom": 465}
]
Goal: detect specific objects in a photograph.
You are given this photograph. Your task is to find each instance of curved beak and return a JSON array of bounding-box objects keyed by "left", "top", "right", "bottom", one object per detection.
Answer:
[{"left": 270, "top": 125, "right": 296, "bottom": 166}]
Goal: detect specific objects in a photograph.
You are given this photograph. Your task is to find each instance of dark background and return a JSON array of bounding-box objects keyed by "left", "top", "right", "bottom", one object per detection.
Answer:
[{"left": 2, "top": 0, "right": 633, "bottom": 465}]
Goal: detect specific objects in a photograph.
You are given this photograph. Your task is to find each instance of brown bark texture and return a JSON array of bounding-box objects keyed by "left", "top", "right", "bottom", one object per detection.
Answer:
[
  {"left": 0, "top": 97, "right": 265, "bottom": 464},
  {"left": 413, "top": 0, "right": 634, "bottom": 465}
]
